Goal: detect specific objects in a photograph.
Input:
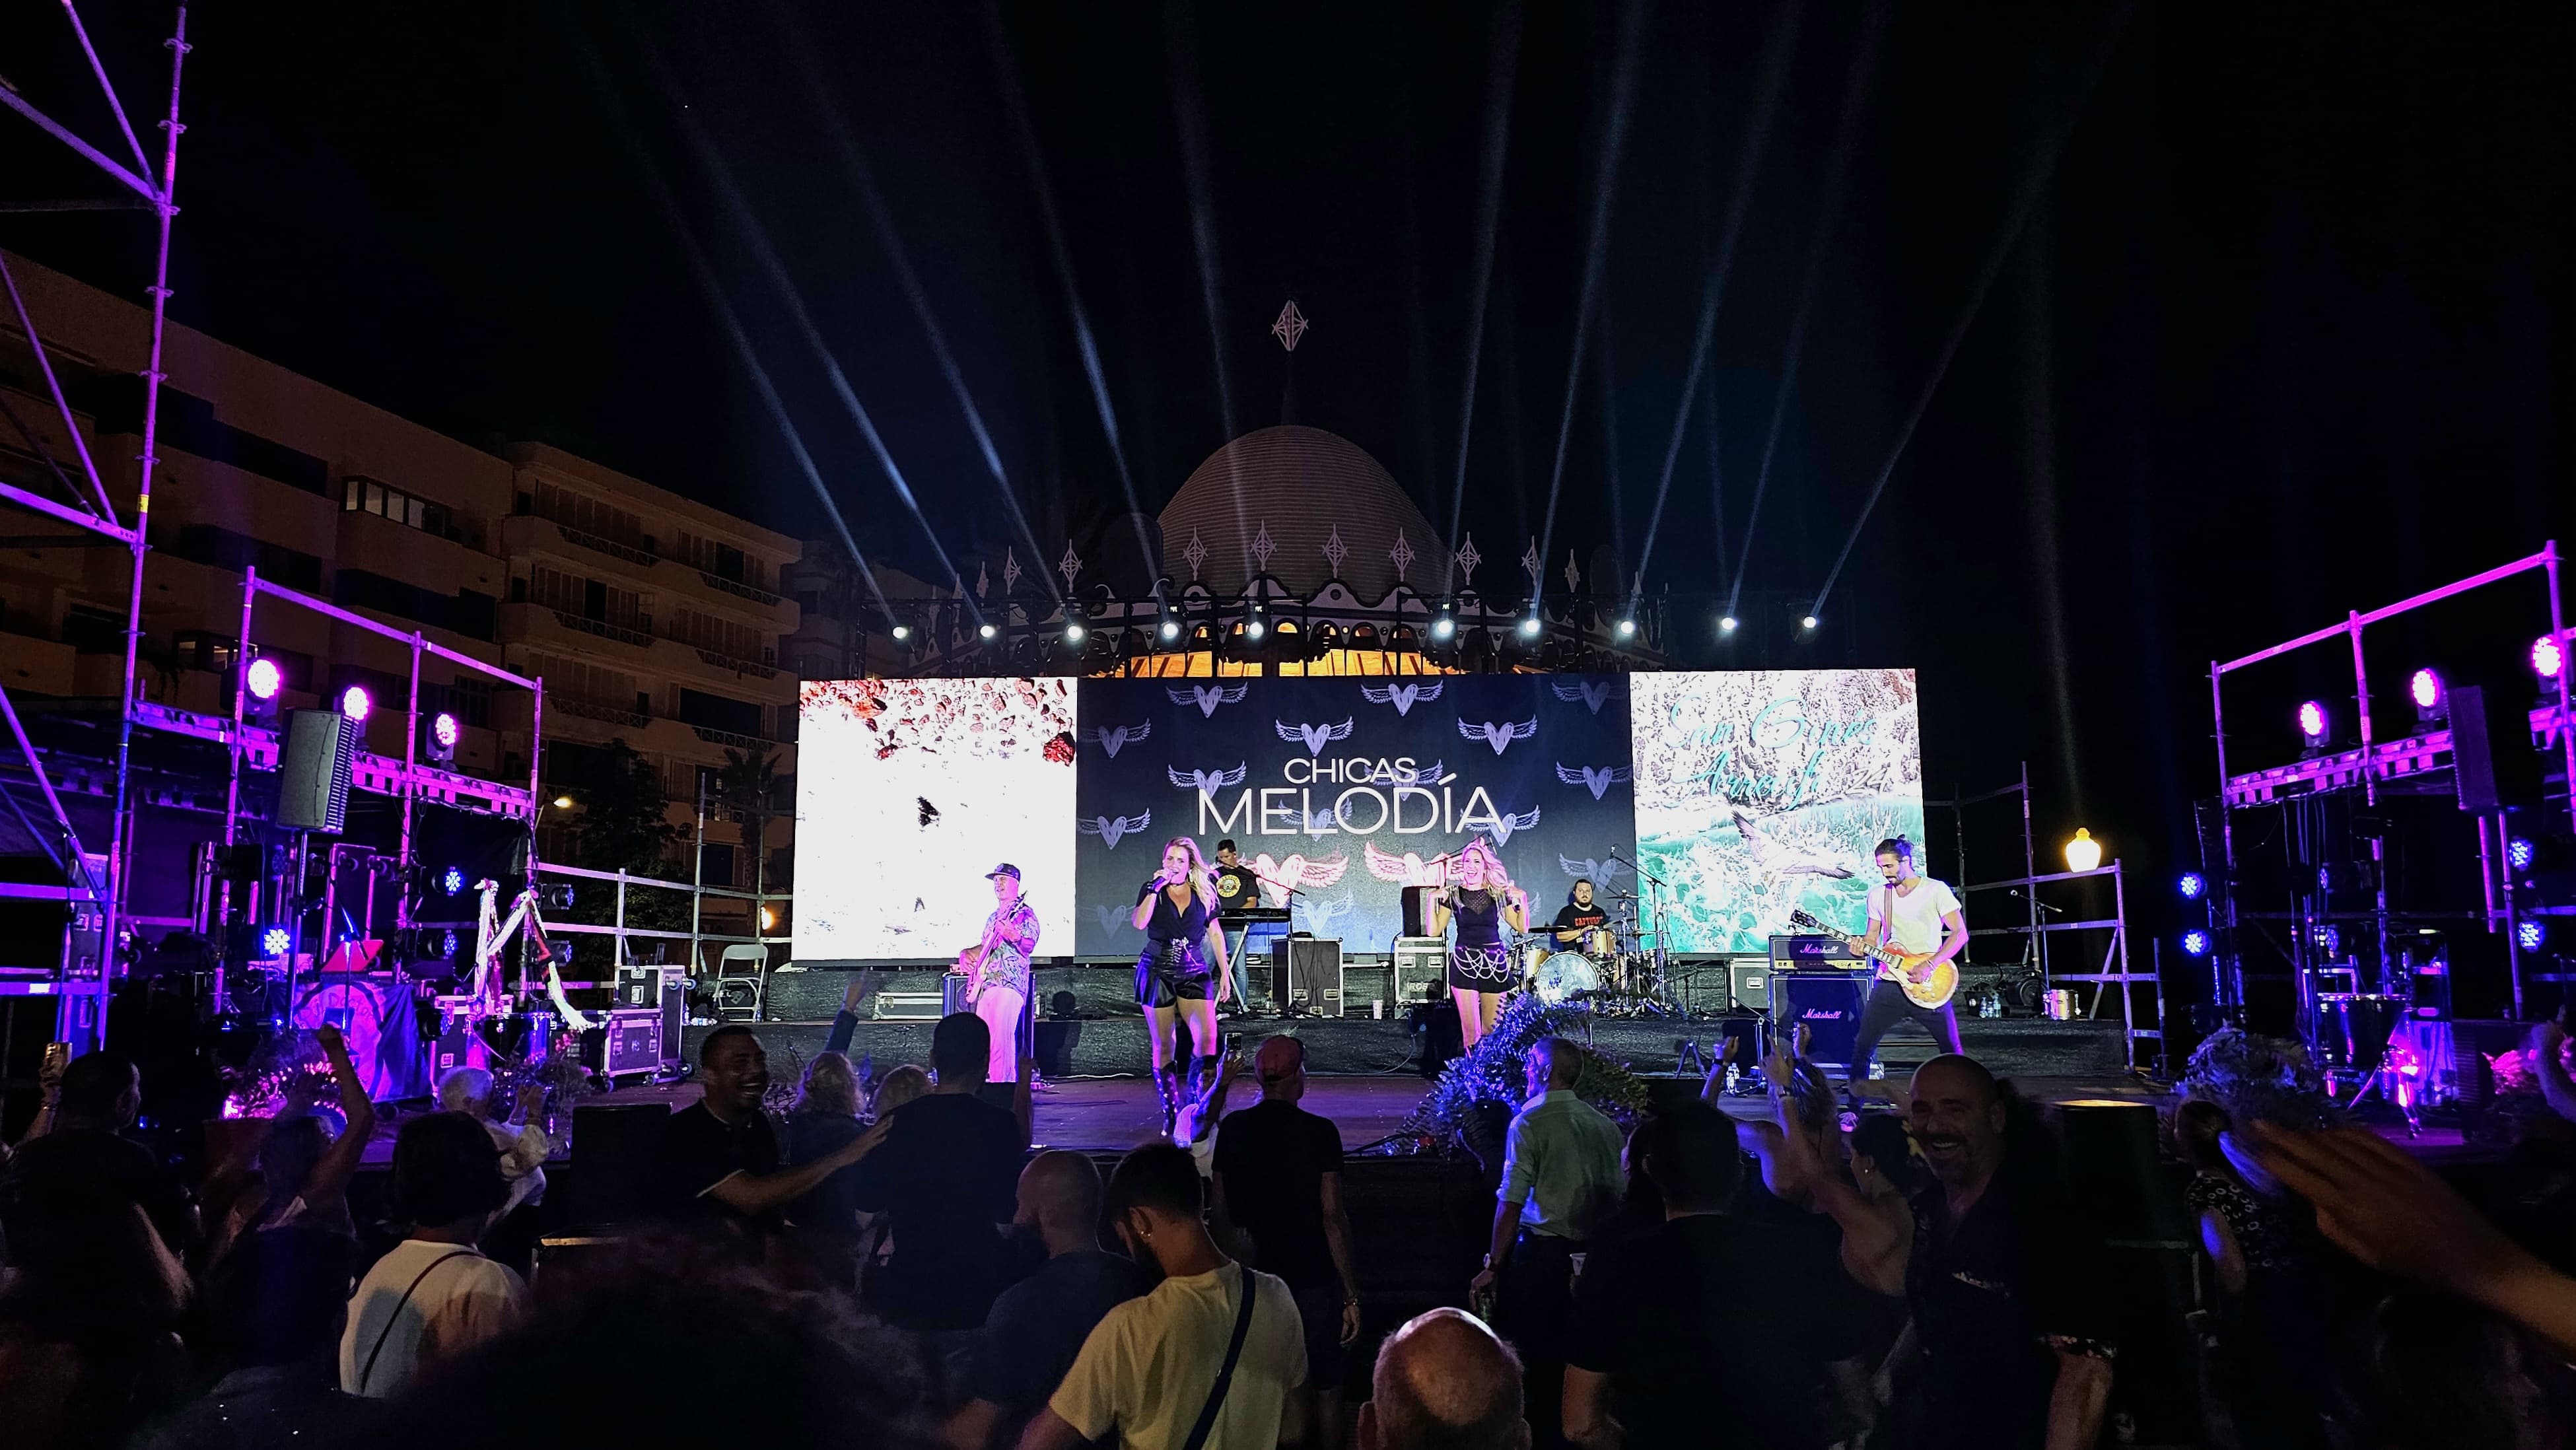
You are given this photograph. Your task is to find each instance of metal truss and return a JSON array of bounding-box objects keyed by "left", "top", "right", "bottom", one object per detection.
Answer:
[{"left": 0, "top": 6, "right": 190, "bottom": 1047}]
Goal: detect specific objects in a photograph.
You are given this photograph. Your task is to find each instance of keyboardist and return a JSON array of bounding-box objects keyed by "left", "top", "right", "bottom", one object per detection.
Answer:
[{"left": 1211, "top": 839, "right": 1284, "bottom": 1010}]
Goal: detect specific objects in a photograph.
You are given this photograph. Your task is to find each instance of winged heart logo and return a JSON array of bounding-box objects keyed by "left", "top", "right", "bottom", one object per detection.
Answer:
[
  {"left": 1465, "top": 804, "right": 1543, "bottom": 845},
  {"left": 1360, "top": 680, "right": 1444, "bottom": 716},
  {"left": 1553, "top": 762, "right": 1634, "bottom": 801},
  {"left": 1249, "top": 852, "right": 1350, "bottom": 908},
  {"left": 1167, "top": 762, "right": 1249, "bottom": 794},
  {"left": 1167, "top": 683, "right": 1249, "bottom": 718},
  {"left": 1274, "top": 717, "right": 1356, "bottom": 756},
  {"left": 1457, "top": 716, "right": 1539, "bottom": 755},
  {"left": 1078, "top": 811, "right": 1152, "bottom": 849},
  {"left": 1401, "top": 759, "right": 1447, "bottom": 787},
  {"left": 1297, "top": 809, "right": 1340, "bottom": 841},
  {"left": 1551, "top": 680, "right": 1620, "bottom": 714},
  {"left": 1558, "top": 854, "right": 1631, "bottom": 885},
  {"left": 1306, "top": 893, "right": 1356, "bottom": 934},
  {"left": 1364, "top": 840, "right": 1451, "bottom": 886},
  {"left": 1086, "top": 720, "right": 1152, "bottom": 758},
  {"left": 1091, "top": 905, "right": 1136, "bottom": 938}
]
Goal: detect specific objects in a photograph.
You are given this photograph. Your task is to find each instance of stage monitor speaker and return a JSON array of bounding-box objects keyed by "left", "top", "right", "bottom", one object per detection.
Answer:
[
  {"left": 277, "top": 709, "right": 358, "bottom": 832},
  {"left": 1271, "top": 936, "right": 1344, "bottom": 1015},
  {"left": 1392, "top": 936, "right": 1447, "bottom": 1004},
  {"left": 1775, "top": 972, "right": 1867, "bottom": 1066},
  {"left": 567, "top": 1103, "right": 671, "bottom": 1228},
  {"left": 1727, "top": 959, "right": 1770, "bottom": 1011},
  {"left": 2452, "top": 685, "right": 2540, "bottom": 813}
]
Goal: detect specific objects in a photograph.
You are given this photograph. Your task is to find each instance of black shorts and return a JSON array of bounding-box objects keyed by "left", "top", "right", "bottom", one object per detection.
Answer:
[{"left": 1134, "top": 944, "right": 1215, "bottom": 1009}]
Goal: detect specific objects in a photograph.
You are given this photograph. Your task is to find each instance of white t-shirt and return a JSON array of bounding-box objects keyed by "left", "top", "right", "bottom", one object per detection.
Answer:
[
  {"left": 338, "top": 1239, "right": 527, "bottom": 1397},
  {"left": 1867, "top": 876, "right": 1961, "bottom": 958},
  {"left": 1050, "top": 1260, "right": 1307, "bottom": 1450}
]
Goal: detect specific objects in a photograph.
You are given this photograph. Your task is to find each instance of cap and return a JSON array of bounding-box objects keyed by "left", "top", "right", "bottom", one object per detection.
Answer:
[
  {"left": 1255, "top": 1034, "right": 1307, "bottom": 1080},
  {"left": 985, "top": 863, "right": 1022, "bottom": 881}
]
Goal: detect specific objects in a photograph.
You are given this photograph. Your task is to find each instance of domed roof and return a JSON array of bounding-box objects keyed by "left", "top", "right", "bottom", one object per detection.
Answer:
[{"left": 1159, "top": 426, "right": 1438, "bottom": 601}]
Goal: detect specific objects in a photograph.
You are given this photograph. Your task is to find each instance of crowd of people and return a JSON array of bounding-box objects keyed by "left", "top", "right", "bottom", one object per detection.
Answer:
[{"left": 9, "top": 1006, "right": 2576, "bottom": 1450}]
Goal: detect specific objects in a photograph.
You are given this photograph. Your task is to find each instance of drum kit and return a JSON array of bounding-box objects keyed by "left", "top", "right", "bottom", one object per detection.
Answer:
[{"left": 1506, "top": 893, "right": 1677, "bottom": 1016}]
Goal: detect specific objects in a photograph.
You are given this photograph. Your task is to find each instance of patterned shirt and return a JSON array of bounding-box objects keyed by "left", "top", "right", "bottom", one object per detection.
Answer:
[{"left": 977, "top": 899, "right": 1040, "bottom": 996}]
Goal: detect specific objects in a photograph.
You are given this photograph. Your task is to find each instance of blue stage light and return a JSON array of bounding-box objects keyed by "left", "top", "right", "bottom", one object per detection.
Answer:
[
  {"left": 2181, "top": 929, "right": 2211, "bottom": 958},
  {"left": 440, "top": 866, "right": 466, "bottom": 897},
  {"left": 2519, "top": 919, "right": 2547, "bottom": 953},
  {"left": 2178, "top": 872, "right": 2206, "bottom": 901},
  {"left": 260, "top": 925, "right": 292, "bottom": 958},
  {"left": 2507, "top": 838, "right": 2537, "bottom": 872}
]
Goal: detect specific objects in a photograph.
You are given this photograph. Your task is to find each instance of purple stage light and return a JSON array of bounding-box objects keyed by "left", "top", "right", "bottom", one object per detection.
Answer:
[
  {"left": 2181, "top": 929, "right": 2211, "bottom": 957},
  {"left": 260, "top": 925, "right": 292, "bottom": 958},
  {"left": 2178, "top": 872, "right": 2206, "bottom": 900},
  {"left": 432, "top": 711, "right": 460, "bottom": 749},
  {"left": 339, "top": 684, "right": 372, "bottom": 722},
  {"left": 2508, "top": 837, "right": 2537, "bottom": 872},
  {"left": 246, "top": 657, "right": 281, "bottom": 701},
  {"left": 2518, "top": 919, "right": 2546, "bottom": 953},
  {"left": 2297, "top": 700, "right": 2328, "bottom": 742},
  {"left": 2408, "top": 668, "right": 2441, "bottom": 711},
  {"left": 2538, "top": 635, "right": 2567, "bottom": 681}
]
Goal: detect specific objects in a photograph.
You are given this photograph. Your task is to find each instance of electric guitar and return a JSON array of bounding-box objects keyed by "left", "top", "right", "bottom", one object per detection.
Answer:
[{"left": 1788, "top": 908, "right": 1960, "bottom": 1011}]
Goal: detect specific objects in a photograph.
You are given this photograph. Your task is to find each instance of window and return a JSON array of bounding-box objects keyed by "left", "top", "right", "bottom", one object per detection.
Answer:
[
  {"left": 173, "top": 631, "right": 238, "bottom": 673},
  {"left": 62, "top": 605, "right": 124, "bottom": 654},
  {"left": 532, "top": 481, "right": 648, "bottom": 551},
  {"left": 167, "top": 524, "right": 325, "bottom": 592},
  {"left": 528, "top": 565, "right": 643, "bottom": 630},
  {"left": 671, "top": 607, "right": 767, "bottom": 664},
  {"left": 698, "top": 843, "right": 738, "bottom": 888},
  {"left": 424, "top": 675, "right": 495, "bottom": 729},
  {"left": 333, "top": 570, "right": 499, "bottom": 641},
  {"left": 342, "top": 476, "right": 456, "bottom": 539},
  {"left": 676, "top": 687, "right": 764, "bottom": 738},
  {"left": 675, "top": 532, "right": 770, "bottom": 592},
  {"left": 528, "top": 652, "right": 643, "bottom": 714}
]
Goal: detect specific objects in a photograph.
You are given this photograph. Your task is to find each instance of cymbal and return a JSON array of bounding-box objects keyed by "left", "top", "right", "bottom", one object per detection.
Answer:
[{"left": 1609, "top": 890, "right": 1639, "bottom": 900}]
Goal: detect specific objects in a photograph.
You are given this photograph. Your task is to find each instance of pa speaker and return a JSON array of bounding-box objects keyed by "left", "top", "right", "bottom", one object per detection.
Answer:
[
  {"left": 2452, "top": 685, "right": 2540, "bottom": 813},
  {"left": 277, "top": 709, "right": 357, "bottom": 831}
]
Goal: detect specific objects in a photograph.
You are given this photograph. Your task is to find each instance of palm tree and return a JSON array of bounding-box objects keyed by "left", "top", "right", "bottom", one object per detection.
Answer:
[{"left": 714, "top": 746, "right": 782, "bottom": 901}]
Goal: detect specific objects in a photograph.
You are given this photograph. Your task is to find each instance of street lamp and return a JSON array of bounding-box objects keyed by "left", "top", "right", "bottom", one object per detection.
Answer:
[{"left": 2064, "top": 829, "right": 2102, "bottom": 873}]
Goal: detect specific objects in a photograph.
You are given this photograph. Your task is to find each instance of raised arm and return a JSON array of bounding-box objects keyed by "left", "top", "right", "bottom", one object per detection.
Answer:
[
  {"left": 704, "top": 1115, "right": 891, "bottom": 1217},
  {"left": 299, "top": 1025, "right": 378, "bottom": 1213},
  {"left": 1130, "top": 877, "right": 1160, "bottom": 931}
]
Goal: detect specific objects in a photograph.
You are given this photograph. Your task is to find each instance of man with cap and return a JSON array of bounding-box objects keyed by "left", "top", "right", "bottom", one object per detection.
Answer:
[
  {"left": 961, "top": 862, "right": 1041, "bottom": 1085},
  {"left": 1214, "top": 1034, "right": 1364, "bottom": 1449}
]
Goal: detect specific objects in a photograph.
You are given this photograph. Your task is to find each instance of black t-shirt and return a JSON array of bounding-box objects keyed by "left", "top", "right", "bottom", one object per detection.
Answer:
[
  {"left": 849, "top": 1092, "right": 1027, "bottom": 1331},
  {"left": 4, "top": 1126, "right": 196, "bottom": 1258},
  {"left": 1212, "top": 1099, "right": 1346, "bottom": 1290},
  {"left": 1906, "top": 1163, "right": 2112, "bottom": 1450},
  {"left": 654, "top": 1102, "right": 782, "bottom": 1227},
  {"left": 1566, "top": 1212, "right": 1862, "bottom": 1450},
  {"left": 1552, "top": 901, "right": 1609, "bottom": 938},
  {"left": 973, "top": 1250, "right": 1146, "bottom": 1425},
  {"left": 1135, "top": 880, "right": 1214, "bottom": 948},
  {"left": 1212, "top": 864, "right": 1255, "bottom": 917},
  {"left": 783, "top": 1111, "right": 867, "bottom": 1235}
]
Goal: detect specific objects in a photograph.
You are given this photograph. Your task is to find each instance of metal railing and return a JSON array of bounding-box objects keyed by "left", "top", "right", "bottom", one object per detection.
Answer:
[
  {"left": 547, "top": 608, "right": 654, "bottom": 650},
  {"left": 698, "top": 570, "right": 782, "bottom": 607}
]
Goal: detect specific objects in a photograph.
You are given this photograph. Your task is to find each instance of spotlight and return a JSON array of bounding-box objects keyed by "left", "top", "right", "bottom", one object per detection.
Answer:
[
  {"left": 1799, "top": 615, "right": 1819, "bottom": 631},
  {"left": 1160, "top": 619, "right": 1180, "bottom": 641},
  {"left": 979, "top": 622, "right": 998, "bottom": 640},
  {"left": 423, "top": 710, "right": 459, "bottom": 766},
  {"left": 339, "top": 684, "right": 372, "bottom": 722},
  {"left": 1247, "top": 620, "right": 1265, "bottom": 641},
  {"left": 1616, "top": 619, "right": 1636, "bottom": 637},
  {"left": 2180, "top": 929, "right": 2211, "bottom": 958},
  {"left": 246, "top": 656, "right": 281, "bottom": 701},
  {"left": 2519, "top": 919, "right": 2548, "bottom": 952},
  {"left": 2311, "top": 924, "right": 2343, "bottom": 957},
  {"left": 2408, "top": 668, "right": 2443, "bottom": 714},
  {"left": 552, "top": 794, "right": 575, "bottom": 810},
  {"left": 2536, "top": 635, "right": 2566, "bottom": 681},
  {"left": 440, "top": 866, "right": 465, "bottom": 897},
  {"left": 1718, "top": 615, "right": 1738, "bottom": 634},
  {"left": 2297, "top": 700, "right": 2328, "bottom": 747},
  {"left": 2507, "top": 837, "right": 2537, "bottom": 872},
  {"left": 1432, "top": 616, "right": 1455, "bottom": 641},
  {"left": 2064, "top": 828, "right": 2103, "bottom": 873},
  {"left": 1518, "top": 617, "right": 1541, "bottom": 638},
  {"left": 2178, "top": 872, "right": 2206, "bottom": 900},
  {"left": 1065, "top": 623, "right": 1086, "bottom": 644},
  {"left": 891, "top": 624, "right": 911, "bottom": 642},
  {"left": 259, "top": 925, "right": 291, "bottom": 959}
]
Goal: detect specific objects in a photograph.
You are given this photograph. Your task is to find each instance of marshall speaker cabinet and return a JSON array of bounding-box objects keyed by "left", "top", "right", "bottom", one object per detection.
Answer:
[{"left": 1774, "top": 972, "right": 1869, "bottom": 1066}]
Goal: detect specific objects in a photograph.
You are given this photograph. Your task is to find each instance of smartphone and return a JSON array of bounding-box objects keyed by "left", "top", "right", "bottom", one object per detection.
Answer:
[{"left": 40, "top": 1041, "right": 70, "bottom": 1077}]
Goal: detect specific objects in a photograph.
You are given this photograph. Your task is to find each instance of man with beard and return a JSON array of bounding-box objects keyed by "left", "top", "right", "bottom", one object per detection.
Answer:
[
  {"left": 655, "top": 1027, "right": 889, "bottom": 1235},
  {"left": 1902, "top": 1055, "right": 2110, "bottom": 1450}
]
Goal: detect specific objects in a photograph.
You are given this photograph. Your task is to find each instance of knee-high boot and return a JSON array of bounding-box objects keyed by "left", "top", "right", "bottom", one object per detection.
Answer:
[
  {"left": 1155, "top": 1064, "right": 1184, "bottom": 1136},
  {"left": 1188, "top": 1053, "right": 1224, "bottom": 1113}
]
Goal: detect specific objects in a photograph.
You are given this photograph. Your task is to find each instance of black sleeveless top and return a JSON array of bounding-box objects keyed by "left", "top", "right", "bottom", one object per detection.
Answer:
[
  {"left": 1447, "top": 887, "right": 1504, "bottom": 948},
  {"left": 1137, "top": 880, "right": 1214, "bottom": 946}
]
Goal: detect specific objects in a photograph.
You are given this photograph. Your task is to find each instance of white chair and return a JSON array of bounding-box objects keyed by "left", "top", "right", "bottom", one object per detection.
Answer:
[{"left": 714, "top": 944, "right": 768, "bottom": 1022}]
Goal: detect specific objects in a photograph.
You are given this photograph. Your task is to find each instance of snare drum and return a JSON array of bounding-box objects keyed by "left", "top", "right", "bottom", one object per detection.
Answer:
[
  {"left": 1533, "top": 953, "right": 1601, "bottom": 1006},
  {"left": 1580, "top": 927, "right": 1617, "bottom": 959}
]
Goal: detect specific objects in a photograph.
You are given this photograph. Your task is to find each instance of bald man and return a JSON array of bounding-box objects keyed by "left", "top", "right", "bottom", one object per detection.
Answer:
[
  {"left": 1902, "top": 1055, "right": 2110, "bottom": 1450},
  {"left": 1360, "top": 1309, "right": 1529, "bottom": 1450},
  {"left": 950, "top": 1151, "right": 1144, "bottom": 1450}
]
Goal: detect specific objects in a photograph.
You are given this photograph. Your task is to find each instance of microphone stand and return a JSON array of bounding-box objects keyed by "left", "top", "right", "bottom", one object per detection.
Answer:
[{"left": 1605, "top": 848, "right": 1677, "bottom": 1016}]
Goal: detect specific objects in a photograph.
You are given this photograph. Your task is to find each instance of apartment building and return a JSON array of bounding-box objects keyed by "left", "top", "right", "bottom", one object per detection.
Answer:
[
  {"left": 780, "top": 534, "right": 943, "bottom": 681},
  {"left": 0, "top": 251, "right": 797, "bottom": 928}
]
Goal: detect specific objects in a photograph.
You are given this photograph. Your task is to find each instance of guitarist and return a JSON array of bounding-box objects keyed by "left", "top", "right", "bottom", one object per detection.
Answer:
[
  {"left": 1846, "top": 837, "right": 1967, "bottom": 1087},
  {"left": 961, "top": 863, "right": 1041, "bottom": 1085}
]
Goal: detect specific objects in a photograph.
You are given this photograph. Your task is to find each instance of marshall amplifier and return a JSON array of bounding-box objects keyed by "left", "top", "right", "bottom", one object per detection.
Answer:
[
  {"left": 1774, "top": 972, "right": 1868, "bottom": 1066},
  {"left": 1770, "top": 934, "right": 1860, "bottom": 969},
  {"left": 1392, "top": 937, "right": 1448, "bottom": 1005},
  {"left": 1270, "top": 936, "right": 1344, "bottom": 1016}
]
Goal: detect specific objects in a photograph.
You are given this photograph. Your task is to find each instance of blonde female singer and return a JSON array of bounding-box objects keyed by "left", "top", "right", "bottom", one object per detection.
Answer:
[
  {"left": 1129, "top": 837, "right": 1234, "bottom": 1132},
  {"left": 1430, "top": 839, "right": 1529, "bottom": 1049}
]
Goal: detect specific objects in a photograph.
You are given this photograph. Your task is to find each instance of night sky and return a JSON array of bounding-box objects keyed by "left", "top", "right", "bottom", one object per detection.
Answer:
[{"left": 9, "top": 1, "right": 2572, "bottom": 928}]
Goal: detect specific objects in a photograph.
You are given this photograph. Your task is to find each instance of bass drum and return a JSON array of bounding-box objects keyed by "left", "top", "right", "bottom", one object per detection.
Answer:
[
  {"left": 1532, "top": 953, "right": 1602, "bottom": 1006},
  {"left": 290, "top": 977, "right": 427, "bottom": 1100}
]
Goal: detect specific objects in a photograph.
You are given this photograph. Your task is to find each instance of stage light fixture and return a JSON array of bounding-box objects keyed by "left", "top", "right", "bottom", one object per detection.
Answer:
[
  {"left": 1160, "top": 619, "right": 1180, "bottom": 641},
  {"left": 2064, "top": 828, "right": 2102, "bottom": 873},
  {"left": 891, "top": 624, "right": 911, "bottom": 642},
  {"left": 1518, "top": 617, "right": 1541, "bottom": 638},
  {"left": 432, "top": 712, "right": 460, "bottom": 749},
  {"left": 2517, "top": 918, "right": 2546, "bottom": 953},
  {"left": 259, "top": 925, "right": 291, "bottom": 958},
  {"left": 978, "top": 622, "right": 998, "bottom": 640},
  {"left": 1247, "top": 619, "right": 1266, "bottom": 641},
  {"left": 2180, "top": 929, "right": 2211, "bottom": 958},
  {"left": 2536, "top": 635, "right": 2566, "bottom": 681},
  {"left": 1718, "top": 615, "right": 1738, "bottom": 634},
  {"left": 423, "top": 710, "right": 459, "bottom": 766},
  {"left": 2408, "top": 668, "right": 2443, "bottom": 714},
  {"left": 2508, "top": 837, "right": 2537, "bottom": 872},
  {"left": 1432, "top": 616, "right": 1455, "bottom": 640},
  {"left": 552, "top": 794, "right": 575, "bottom": 810},
  {"left": 1799, "top": 615, "right": 1819, "bottom": 631},
  {"left": 440, "top": 866, "right": 466, "bottom": 897},
  {"left": 2297, "top": 700, "right": 2328, "bottom": 747},
  {"left": 2178, "top": 872, "right": 2206, "bottom": 900},
  {"left": 339, "top": 684, "right": 372, "bottom": 722},
  {"left": 1064, "top": 623, "right": 1086, "bottom": 644},
  {"left": 246, "top": 656, "right": 281, "bottom": 701},
  {"left": 1617, "top": 618, "right": 1636, "bottom": 637}
]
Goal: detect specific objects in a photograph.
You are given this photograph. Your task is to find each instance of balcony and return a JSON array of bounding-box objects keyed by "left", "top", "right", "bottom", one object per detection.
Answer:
[
  {"left": 699, "top": 569, "right": 782, "bottom": 608},
  {"left": 561, "top": 522, "right": 658, "bottom": 569},
  {"left": 553, "top": 695, "right": 654, "bottom": 730},
  {"left": 498, "top": 516, "right": 798, "bottom": 633},
  {"left": 691, "top": 645, "right": 778, "bottom": 680},
  {"left": 689, "top": 722, "right": 777, "bottom": 751},
  {"left": 549, "top": 608, "right": 655, "bottom": 649}
]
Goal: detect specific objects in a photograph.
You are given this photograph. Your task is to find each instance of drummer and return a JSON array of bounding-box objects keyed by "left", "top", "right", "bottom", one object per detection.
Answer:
[{"left": 1550, "top": 879, "right": 1611, "bottom": 950}]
